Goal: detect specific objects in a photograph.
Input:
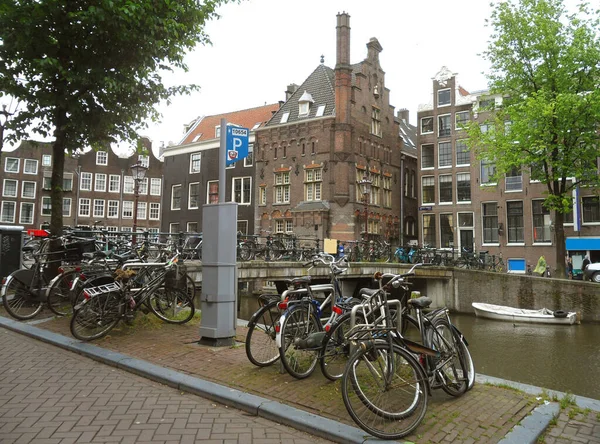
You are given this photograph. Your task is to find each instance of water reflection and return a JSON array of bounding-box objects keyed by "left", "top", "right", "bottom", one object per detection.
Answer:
[{"left": 452, "top": 313, "right": 600, "bottom": 400}]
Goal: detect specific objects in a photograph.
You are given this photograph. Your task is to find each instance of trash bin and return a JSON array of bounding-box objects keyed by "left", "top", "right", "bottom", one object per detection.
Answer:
[{"left": 0, "top": 225, "right": 24, "bottom": 279}]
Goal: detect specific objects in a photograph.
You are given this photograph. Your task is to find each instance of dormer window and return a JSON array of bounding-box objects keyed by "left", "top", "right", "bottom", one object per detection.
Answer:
[{"left": 298, "top": 90, "right": 314, "bottom": 117}]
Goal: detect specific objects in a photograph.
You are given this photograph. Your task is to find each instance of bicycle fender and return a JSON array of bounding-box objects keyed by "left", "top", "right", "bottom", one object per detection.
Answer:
[
  {"left": 451, "top": 324, "right": 469, "bottom": 347},
  {"left": 1, "top": 269, "right": 34, "bottom": 297},
  {"left": 275, "top": 310, "right": 288, "bottom": 348}
]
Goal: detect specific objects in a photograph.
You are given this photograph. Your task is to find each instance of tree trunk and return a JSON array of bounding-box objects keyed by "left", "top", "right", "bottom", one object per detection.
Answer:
[{"left": 554, "top": 211, "right": 567, "bottom": 279}]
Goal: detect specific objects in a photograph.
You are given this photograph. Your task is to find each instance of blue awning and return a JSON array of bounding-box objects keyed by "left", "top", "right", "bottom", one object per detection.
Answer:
[{"left": 566, "top": 237, "right": 600, "bottom": 251}]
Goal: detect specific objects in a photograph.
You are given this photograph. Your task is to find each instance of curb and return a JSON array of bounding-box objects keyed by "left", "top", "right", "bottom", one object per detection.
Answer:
[
  {"left": 0, "top": 316, "right": 393, "bottom": 444},
  {"left": 498, "top": 402, "right": 560, "bottom": 444}
]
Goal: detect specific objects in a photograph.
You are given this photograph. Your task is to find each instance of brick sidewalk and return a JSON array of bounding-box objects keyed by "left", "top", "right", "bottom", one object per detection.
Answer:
[{"left": 4, "top": 307, "right": 543, "bottom": 444}]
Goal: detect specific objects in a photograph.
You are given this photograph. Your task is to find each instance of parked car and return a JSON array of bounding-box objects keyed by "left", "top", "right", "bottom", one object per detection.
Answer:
[{"left": 583, "top": 262, "right": 600, "bottom": 283}]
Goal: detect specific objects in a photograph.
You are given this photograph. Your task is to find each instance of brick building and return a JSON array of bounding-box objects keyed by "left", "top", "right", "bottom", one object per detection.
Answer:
[
  {"left": 416, "top": 66, "right": 600, "bottom": 272},
  {"left": 0, "top": 138, "right": 163, "bottom": 234},
  {"left": 254, "top": 13, "right": 417, "bottom": 243},
  {"left": 161, "top": 104, "right": 280, "bottom": 235}
]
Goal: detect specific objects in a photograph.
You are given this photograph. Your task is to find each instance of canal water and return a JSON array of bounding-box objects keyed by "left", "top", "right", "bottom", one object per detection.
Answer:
[{"left": 238, "top": 295, "right": 600, "bottom": 400}]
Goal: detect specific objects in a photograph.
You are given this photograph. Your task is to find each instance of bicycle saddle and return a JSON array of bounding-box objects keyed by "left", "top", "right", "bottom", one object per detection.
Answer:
[
  {"left": 283, "top": 276, "right": 312, "bottom": 286},
  {"left": 357, "top": 288, "right": 378, "bottom": 299},
  {"left": 112, "top": 252, "right": 139, "bottom": 263},
  {"left": 407, "top": 296, "right": 432, "bottom": 309},
  {"left": 83, "top": 250, "right": 111, "bottom": 260}
]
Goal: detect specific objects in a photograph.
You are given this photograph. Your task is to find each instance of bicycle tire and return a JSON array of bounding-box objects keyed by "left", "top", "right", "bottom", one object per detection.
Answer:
[
  {"left": 70, "top": 290, "right": 123, "bottom": 341},
  {"left": 319, "top": 312, "right": 353, "bottom": 381},
  {"left": 271, "top": 240, "right": 285, "bottom": 260},
  {"left": 428, "top": 318, "right": 469, "bottom": 397},
  {"left": 2, "top": 270, "right": 44, "bottom": 320},
  {"left": 148, "top": 287, "right": 195, "bottom": 324},
  {"left": 342, "top": 341, "right": 428, "bottom": 440},
  {"left": 279, "top": 304, "right": 320, "bottom": 379},
  {"left": 245, "top": 300, "right": 281, "bottom": 367},
  {"left": 238, "top": 242, "right": 254, "bottom": 261},
  {"left": 47, "top": 269, "right": 79, "bottom": 316}
]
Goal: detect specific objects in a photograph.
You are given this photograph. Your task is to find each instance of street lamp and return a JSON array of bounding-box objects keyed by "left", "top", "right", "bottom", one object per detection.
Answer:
[
  {"left": 359, "top": 174, "right": 372, "bottom": 240},
  {"left": 130, "top": 161, "right": 148, "bottom": 245}
]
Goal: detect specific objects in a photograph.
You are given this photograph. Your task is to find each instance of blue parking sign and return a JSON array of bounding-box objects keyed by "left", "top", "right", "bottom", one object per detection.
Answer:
[{"left": 226, "top": 126, "right": 249, "bottom": 166}]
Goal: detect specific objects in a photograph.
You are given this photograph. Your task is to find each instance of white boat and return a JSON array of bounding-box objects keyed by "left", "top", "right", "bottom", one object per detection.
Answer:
[{"left": 472, "top": 302, "right": 578, "bottom": 325}]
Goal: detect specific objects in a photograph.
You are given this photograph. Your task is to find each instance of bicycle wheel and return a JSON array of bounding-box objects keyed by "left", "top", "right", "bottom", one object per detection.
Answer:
[
  {"left": 47, "top": 269, "right": 79, "bottom": 316},
  {"left": 148, "top": 287, "right": 195, "bottom": 324},
  {"left": 428, "top": 318, "right": 469, "bottom": 397},
  {"left": 270, "top": 240, "right": 285, "bottom": 260},
  {"left": 238, "top": 242, "right": 254, "bottom": 261},
  {"left": 70, "top": 290, "right": 123, "bottom": 341},
  {"left": 245, "top": 300, "right": 281, "bottom": 367},
  {"left": 460, "top": 335, "right": 476, "bottom": 391},
  {"left": 279, "top": 304, "right": 320, "bottom": 379},
  {"left": 2, "top": 270, "right": 44, "bottom": 320},
  {"left": 342, "top": 341, "right": 428, "bottom": 440},
  {"left": 319, "top": 312, "right": 353, "bottom": 381}
]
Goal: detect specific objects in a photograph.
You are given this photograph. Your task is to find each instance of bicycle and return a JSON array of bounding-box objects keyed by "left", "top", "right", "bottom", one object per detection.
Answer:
[
  {"left": 238, "top": 231, "right": 285, "bottom": 261},
  {"left": 70, "top": 254, "right": 195, "bottom": 341}
]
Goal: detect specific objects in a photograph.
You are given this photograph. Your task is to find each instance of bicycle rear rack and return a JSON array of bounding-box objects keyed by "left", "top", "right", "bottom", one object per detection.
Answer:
[{"left": 84, "top": 282, "right": 121, "bottom": 297}]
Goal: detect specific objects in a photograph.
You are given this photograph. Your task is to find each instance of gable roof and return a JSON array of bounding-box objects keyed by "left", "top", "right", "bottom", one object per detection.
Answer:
[
  {"left": 266, "top": 64, "right": 336, "bottom": 127},
  {"left": 179, "top": 103, "right": 280, "bottom": 145}
]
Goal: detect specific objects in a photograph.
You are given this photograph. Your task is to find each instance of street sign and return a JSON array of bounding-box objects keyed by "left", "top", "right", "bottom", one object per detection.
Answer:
[
  {"left": 226, "top": 126, "right": 249, "bottom": 166},
  {"left": 419, "top": 206, "right": 432, "bottom": 211}
]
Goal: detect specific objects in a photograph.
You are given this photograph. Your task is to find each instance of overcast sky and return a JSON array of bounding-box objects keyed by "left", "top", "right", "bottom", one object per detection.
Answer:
[{"left": 140, "top": 0, "right": 495, "bottom": 153}]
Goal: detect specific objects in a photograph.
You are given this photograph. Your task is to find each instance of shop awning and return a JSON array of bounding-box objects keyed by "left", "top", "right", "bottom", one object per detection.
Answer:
[{"left": 566, "top": 237, "right": 600, "bottom": 251}]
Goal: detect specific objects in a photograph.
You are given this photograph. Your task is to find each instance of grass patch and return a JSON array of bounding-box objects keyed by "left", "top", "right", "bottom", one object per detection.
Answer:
[
  {"left": 484, "top": 381, "right": 522, "bottom": 393},
  {"left": 559, "top": 392, "right": 576, "bottom": 410}
]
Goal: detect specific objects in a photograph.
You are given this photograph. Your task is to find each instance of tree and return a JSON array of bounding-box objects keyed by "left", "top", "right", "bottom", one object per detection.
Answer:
[
  {"left": 0, "top": 0, "right": 232, "bottom": 237},
  {"left": 468, "top": 0, "right": 600, "bottom": 277}
]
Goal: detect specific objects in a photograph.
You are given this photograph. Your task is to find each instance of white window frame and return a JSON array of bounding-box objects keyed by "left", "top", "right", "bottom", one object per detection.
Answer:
[
  {"left": 244, "top": 144, "right": 254, "bottom": 167},
  {"left": 108, "top": 200, "right": 119, "bottom": 218},
  {"left": 41, "top": 196, "right": 52, "bottom": 216},
  {"left": 95, "top": 173, "right": 107, "bottom": 192},
  {"left": 206, "top": 180, "right": 219, "bottom": 204},
  {"left": 188, "top": 182, "right": 200, "bottom": 209},
  {"left": 171, "top": 184, "right": 182, "bottom": 210},
  {"left": 21, "top": 181, "right": 36, "bottom": 199},
  {"left": 169, "top": 223, "right": 180, "bottom": 233},
  {"left": 232, "top": 177, "right": 252, "bottom": 205},
  {"left": 80, "top": 172, "right": 92, "bottom": 191},
  {"left": 421, "top": 176, "right": 435, "bottom": 206},
  {"left": 78, "top": 198, "right": 91, "bottom": 217},
  {"left": 150, "top": 178, "right": 161, "bottom": 196},
  {"left": 23, "top": 159, "right": 38, "bottom": 175},
  {"left": 437, "top": 88, "right": 451, "bottom": 107},
  {"left": 123, "top": 176, "right": 134, "bottom": 194},
  {"left": 0, "top": 201, "right": 16, "bottom": 223},
  {"left": 93, "top": 199, "right": 105, "bottom": 218},
  {"left": 149, "top": 203, "right": 160, "bottom": 220},
  {"left": 109, "top": 174, "right": 121, "bottom": 193},
  {"left": 2, "top": 179, "right": 17, "bottom": 197},
  {"left": 19, "top": 202, "right": 34, "bottom": 225},
  {"left": 42, "top": 154, "right": 52, "bottom": 167},
  {"left": 420, "top": 117, "right": 434, "bottom": 135},
  {"left": 63, "top": 198, "right": 72, "bottom": 217},
  {"left": 4, "top": 157, "right": 19, "bottom": 173},
  {"left": 190, "top": 152, "right": 201, "bottom": 173},
  {"left": 96, "top": 151, "right": 108, "bottom": 165},
  {"left": 137, "top": 201, "right": 147, "bottom": 220},
  {"left": 122, "top": 201, "right": 134, "bottom": 219},
  {"left": 138, "top": 154, "right": 149, "bottom": 168}
]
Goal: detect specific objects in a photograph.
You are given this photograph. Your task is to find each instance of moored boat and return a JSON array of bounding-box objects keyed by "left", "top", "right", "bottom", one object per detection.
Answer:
[{"left": 472, "top": 302, "right": 578, "bottom": 325}]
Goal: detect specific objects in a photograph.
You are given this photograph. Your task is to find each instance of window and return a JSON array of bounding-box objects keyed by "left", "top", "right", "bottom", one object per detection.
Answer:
[
  {"left": 299, "top": 102, "right": 310, "bottom": 117},
  {"left": 41, "top": 197, "right": 52, "bottom": 216},
  {"left": 456, "top": 140, "right": 470, "bottom": 166},
  {"left": 438, "top": 114, "right": 451, "bottom": 137},
  {"left": 440, "top": 214, "right": 453, "bottom": 248},
  {"left": 382, "top": 175, "right": 392, "bottom": 208},
  {"left": 4, "top": 158, "right": 19, "bottom": 173},
  {"left": 189, "top": 182, "right": 200, "bottom": 209},
  {"left": 280, "top": 112, "right": 290, "bottom": 124},
  {"left": 305, "top": 168, "right": 322, "bottom": 202},
  {"left": 422, "top": 176, "right": 435, "bottom": 204},
  {"left": 42, "top": 155, "right": 52, "bottom": 167},
  {"left": 3, "top": 179, "right": 17, "bottom": 197},
  {"left": 259, "top": 186, "right": 266, "bottom": 205},
  {"left": 244, "top": 144, "right": 254, "bottom": 167},
  {"left": 23, "top": 159, "right": 38, "bottom": 174},
  {"left": 171, "top": 185, "right": 182, "bottom": 210},
  {"left": 532, "top": 200, "right": 551, "bottom": 242},
  {"left": 190, "top": 152, "right": 201, "bottom": 173},
  {"left": 582, "top": 196, "right": 600, "bottom": 223},
  {"left": 286, "top": 220, "right": 293, "bottom": 233},
  {"left": 93, "top": 199, "right": 105, "bottom": 218},
  {"left": 207, "top": 180, "right": 218, "bottom": 204},
  {"left": 456, "top": 111, "right": 469, "bottom": 128},
  {"left": 139, "top": 177, "right": 148, "bottom": 195},
  {"left": 479, "top": 99, "right": 495, "bottom": 110},
  {"left": 275, "top": 219, "right": 285, "bottom": 234},
  {"left": 505, "top": 168, "right": 523, "bottom": 192},
  {"left": 21, "top": 181, "right": 36, "bottom": 199},
  {"left": 108, "top": 200, "right": 119, "bottom": 218},
  {"left": 438, "top": 141, "right": 452, "bottom": 167},
  {"left": 121, "top": 227, "right": 132, "bottom": 233},
  {"left": 507, "top": 201, "right": 524, "bottom": 243},
  {"left": 0, "top": 201, "right": 15, "bottom": 223},
  {"left": 237, "top": 220, "right": 248, "bottom": 235},
  {"left": 420, "top": 117, "right": 433, "bottom": 134},
  {"left": 274, "top": 171, "right": 290, "bottom": 204},
  {"left": 80, "top": 172, "right": 92, "bottom": 191},
  {"left": 439, "top": 175, "right": 452, "bottom": 203},
  {"left": 437, "top": 88, "right": 451, "bottom": 107},
  {"left": 123, "top": 176, "right": 134, "bottom": 194},
  {"left": 371, "top": 107, "right": 382, "bottom": 137},
  {"left": 481, "top": 160, "right": 496, "bottom": 185},
  {"left": 421, "top": 144, "right": 434, "bottom": 169},
  {"left": 109, "top": 175, "right": 120, "bottom": 193},
  {"left": 63, "top": 173, "right": 73, "bottom": 191},
  {"left": 96, "top": 151, "right": 108, "bottom": 165},
  {"left": 422, "top": 214, "right": 436, "bottom": 247},
  {"left": 150, "top": 178, "right": 161, "bottom": 196},
  {"left": 78, "top": 198, "right": 91, "bottom": 217},
  {"left": 137, "top": 202, "right": 147, "bottom": 220},
  {"left": 63, "top": 198, "right": 71, "bottom": 217},
  {"left": 149, "top": 203, "right": 160, "bottom": 220},
  {"left": 95, "top": 173, "right": 107, "bottom": 192},
  {"left": 18, "top": 202, "right": 34, "bottom": 225},
  {"left": 122, "top": 201, "right": 133, "bottom": 219},
  {"left": 368, "top": 174, "right": 380, "bottom": 206},
  {"left": 187, "top": 222, "right": 198, "bottom": 233},
  {"left": 138, "top": 155, "right": 149, "bottom": 168},
  {"left": 169, "top": 223, "right": 180, "bottom": 233},
  {"left": 316, "top": 105, "right": 326, "bottom": 117},
  {"left": 233, "top": 177, "right": 251, "bottom": 204},
  {"left": 456, "top": 173, "right": 471, "bottom": 202},
  {"left": 482, "top": 203, "right": 498, "bottom": 244}
]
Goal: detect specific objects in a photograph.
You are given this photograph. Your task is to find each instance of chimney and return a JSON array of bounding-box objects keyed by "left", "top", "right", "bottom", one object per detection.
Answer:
[
  {"left": 285, "top": 84, "right": 299, "bottom": 101},
  {"left": 278, "top": 100, "right": 284, "bottom": 108},
  {"left": 397, "top": 108, "right": 409, "bottom": 123},
  {"left": 336, "top": 12, "right": 351, "bottom": 69},
  {"left": 335, "top": 12, "right": 352, "bottom": 128}
]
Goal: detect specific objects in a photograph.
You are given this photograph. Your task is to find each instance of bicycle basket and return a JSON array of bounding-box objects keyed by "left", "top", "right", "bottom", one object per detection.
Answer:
[
  {"left": 62, "top": 240, "right": 96, "bottom": 262},
  {"left": 165, "top": 264, "right": 187, "bottom": 288}
]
